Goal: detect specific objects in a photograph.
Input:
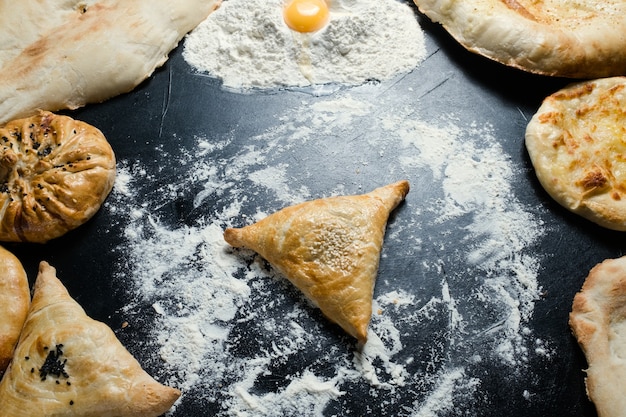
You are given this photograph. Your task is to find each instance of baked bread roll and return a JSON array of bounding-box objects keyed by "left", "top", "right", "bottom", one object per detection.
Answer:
[
  {"left": 224, "top": 180, "right": 410, "bottom": 343},
  {"left": 0, "top": 0, "right": 221, "bottom": 125},
  {"left": 0, "top": 111, "right": 116, "bottom": 242},
  {"left": 412, "top": 0, "right": 626, "bottom": 78},
  {"left": 570, "top": 256, "right": 626, "bottom": 417},
  {"left": 0, "top": 246, "right": 29, "bottom": 375},
  {"left": 525, "top": 77, "right": 626, "bottom": 231},
  {"left": 0, "top": 261, "right": 180, "bottom": 416}
]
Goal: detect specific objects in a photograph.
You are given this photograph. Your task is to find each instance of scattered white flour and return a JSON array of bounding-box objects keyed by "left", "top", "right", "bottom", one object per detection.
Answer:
[
  {"left": 183, "top": 0, "right": 427, "bottom": 90},
  {"left": 105, "top": 85, "right": 546, "bottom": 416}
]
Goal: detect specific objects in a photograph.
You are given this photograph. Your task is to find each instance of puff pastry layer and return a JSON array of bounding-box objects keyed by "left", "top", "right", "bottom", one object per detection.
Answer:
[
  {"left": 0, "top": 246, "right": 29, "bottom": 374},
  {"left": 0, "top": 261, "right": 180, "bottom": 416},
  {"left": 0, "top": 111, "right": 116, "bottom": 242},
  {"left": 224, "top": 180, "right": 410, "bottom": 343}
]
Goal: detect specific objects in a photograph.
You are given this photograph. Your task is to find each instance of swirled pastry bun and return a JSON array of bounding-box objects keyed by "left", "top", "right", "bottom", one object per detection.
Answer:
[{"left": 0, "top": 111, "right": 116, "bottom": 242}]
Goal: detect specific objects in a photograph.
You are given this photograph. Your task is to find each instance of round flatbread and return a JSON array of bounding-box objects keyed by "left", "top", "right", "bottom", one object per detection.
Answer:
[
  {"left": 0, "top": 245, "right": 29, "bottom": 374},
  {"left": 0, "top": 111, "right": 116, "bottom": 243},
  {"left": 412, "top": 0, "right": 626, "bottom": 78},
  {"left": 525, "top": 77, "right": 626, "bottom": 230},
  {"left": 570, "top": 256, "right": 626, "bottom": 417}
]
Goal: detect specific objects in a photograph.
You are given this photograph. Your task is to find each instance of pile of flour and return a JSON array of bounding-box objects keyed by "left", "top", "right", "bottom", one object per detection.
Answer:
[{"left": 183, "top": 0, "right": 427, "bottom": 90}]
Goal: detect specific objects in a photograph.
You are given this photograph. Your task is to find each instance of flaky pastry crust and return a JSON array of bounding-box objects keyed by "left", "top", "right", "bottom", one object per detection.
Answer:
[
  {"left": 570, "top": 256, "right": 626, "bottom": 417},
  {"left": 224, "top": 180, "right": 410, "bottom": 343},
  {"left": 0, "top": 261, "right": 180, "bottom": 417},
  {"left": 413, "top": 0, "right": 626, "bottom": 78},
  {"left": 525, "top": 77, "right": 626, "bottom": 231},
  {"left": 0, "top": 246, "right": 29, "bottom": 374},
  {"left": 0, "top": 111, "right": 116, "bottom": 242}
]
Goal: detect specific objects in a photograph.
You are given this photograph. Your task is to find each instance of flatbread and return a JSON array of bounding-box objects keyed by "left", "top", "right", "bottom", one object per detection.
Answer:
[
  {"left": 570, "top": 256, "right": 626, "bottom": 417},
  {"left": 0, "top": 0, "right": 221, "bottom": 125},
  {"left": 525, "top": 77, "right": 626, "bottom": 231},
  {"left": 0, "top": 246, "right": 29, "bottom": 375},
  {"left": 412, "top": 0, "right": 626, "bottom": 78},
  {"left": 224, "top": 180, "right": 410, "bottom": 343},
  {"left": 0, "top": 111, "right": 116, "bottom": 242},
  {"left": 0, "top": 261, "right": 180, "bottom": 417}
]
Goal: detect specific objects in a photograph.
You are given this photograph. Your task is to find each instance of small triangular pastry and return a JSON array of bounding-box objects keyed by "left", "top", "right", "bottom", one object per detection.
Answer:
[
  {"left": 0, "top": 261, "right": 180, "bottom": 417},
  {"left": 224, "top": 180, "right": 410, "bottom": 343}
]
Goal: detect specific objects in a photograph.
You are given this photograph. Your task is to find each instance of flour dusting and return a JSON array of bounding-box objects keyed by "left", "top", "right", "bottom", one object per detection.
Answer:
[
  {"left": 105, "top": 85, "right": 546, "bottom": 416},
  {"left": 183, "top": 0, "right": 426, "bottom": 91}
]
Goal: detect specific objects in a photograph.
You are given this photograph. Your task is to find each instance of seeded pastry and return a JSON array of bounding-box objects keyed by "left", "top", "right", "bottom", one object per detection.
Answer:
[
  {"left": 412, "top": 0, "right": 626, "bottom": 78},
  {"left": 0, "top": 246, "right": 29, "bottom": 375},
  {"left": 224, "top": 180, "right": 410, "bottom": 343},
  {"left": 0, "top": 111, "right": 116, "bottom": 242},
  {"left": 0, "top": 0, "right": 221, "bottom": 124},
  {"left": 570, "top": 256, "right": 626, "bottom": 417},
  {"left": 0, "top": 262, "right": 180, "bottom": 417},
  {"left": 525, "top": 77, "right": 626, "bottom": 230}
]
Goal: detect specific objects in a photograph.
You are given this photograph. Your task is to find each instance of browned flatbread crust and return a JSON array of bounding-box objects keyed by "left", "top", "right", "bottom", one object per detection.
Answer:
[
  {"left": 0, "top": 111, "right": 116, "bottom": 243},
  {"left": 0, "top": 246, "right": 29, "bottom": 375},
  {"left": 224, "top": 180, "right": 410, "bottom": 343},
  {"left": 412, "top": 0, "right": 626, "bottom": 78},
  {"left": 525, "top": 77, "right": 626, "bottom": 231},
  {"left": 570, "top": 256, "right": 626, "bottom": 417},
  {"left": 0, "top": 0, "right": 222, "bottom": 124},
  {"left": 0, "top": 261, "right": 180, "bottom": 417}
]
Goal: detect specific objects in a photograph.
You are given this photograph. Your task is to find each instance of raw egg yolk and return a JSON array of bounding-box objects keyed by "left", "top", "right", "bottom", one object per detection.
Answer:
[{"left": 283, "top": 0, "right": 329, "bottom": 33}]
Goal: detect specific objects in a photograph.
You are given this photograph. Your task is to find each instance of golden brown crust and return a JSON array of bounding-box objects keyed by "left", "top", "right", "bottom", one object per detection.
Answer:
[
  {"left": 570, "top": 256, "right": 626, "bottom": 417},
  {"left": 224, "top": 180, "right": 410, "bottom": 343},
  {"left": 0, "top": 111, "right": 116, "bottom": 242},
  {"left": 0, "top": 261, "right": 180, "bottom": 416},
  {"left": 525, "top": 77, "right": 626, "bottom": 231},
  {"left": 412, "top": 0, "right": 626, "bottom": 78},
  {"left": 0, "top": 246, "right": 29, "bottom": 375}
]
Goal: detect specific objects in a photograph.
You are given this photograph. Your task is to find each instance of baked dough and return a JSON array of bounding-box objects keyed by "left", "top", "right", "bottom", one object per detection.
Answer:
[
  {"left": 0, "top": 246, "right": 29, "bottom": 374},
  {"left": 570, "top": 256, "right": 626, "bottom": 417},
  {"left": 224, "top": 180, "right": 410, "bottom": 343},
  {"left": 525, "top": 77, "right": 626, "bottom": 231},
  {"left": 412, "top": 0, "right": 626, "bottom": 78},
  {"left": 0, "top": 111, "right": 116, "bottom": 242},
  {"left": 0, "top": 0, "right": 221, "bottom": 125},
  {"left": 0, "top": 261, "right": 180, "bottom": 417}
]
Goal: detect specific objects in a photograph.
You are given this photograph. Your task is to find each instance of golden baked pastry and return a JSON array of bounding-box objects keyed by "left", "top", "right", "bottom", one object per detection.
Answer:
[
  {"left": 570, "top": 256, "right": 626, "bottom": 417},
  {"left": 0, "top": 0, "right": 221, "bottom": 124},
  {"left": 224, "top": 180, "right": 410, "bottom": 343},
  {"left": 0, "top": 246, "right": 29, "bottom": 375},
  {"left": 0, "top": 261, "right": 180, "bottom": 416},
  {"left": 412, "top": 0, "right": 626, "bottom": 78},
  {"left": 525, "top": 77, "right": 626, "bottom": 231},
  {"left": 0, "top": 111, "right": 116, "bottom": 242}
]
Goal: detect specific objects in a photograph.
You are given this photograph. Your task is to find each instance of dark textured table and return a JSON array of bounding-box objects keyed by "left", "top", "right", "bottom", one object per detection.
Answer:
[{"left": 6, "top": 5, "right": 623, "bottom": 417}]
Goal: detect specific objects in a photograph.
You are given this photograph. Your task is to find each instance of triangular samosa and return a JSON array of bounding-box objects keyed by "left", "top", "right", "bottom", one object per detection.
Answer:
[
  {"left": 0, "top": 261, "right": 180, "bottom": 417},
  {"left": 224, "top": 180, "right": 410, "bottom": 343}
]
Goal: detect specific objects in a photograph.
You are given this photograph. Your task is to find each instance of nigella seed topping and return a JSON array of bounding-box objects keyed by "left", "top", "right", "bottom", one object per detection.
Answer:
[{"left": 39, "top": 344, "right": 69, "bottom": 382}]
